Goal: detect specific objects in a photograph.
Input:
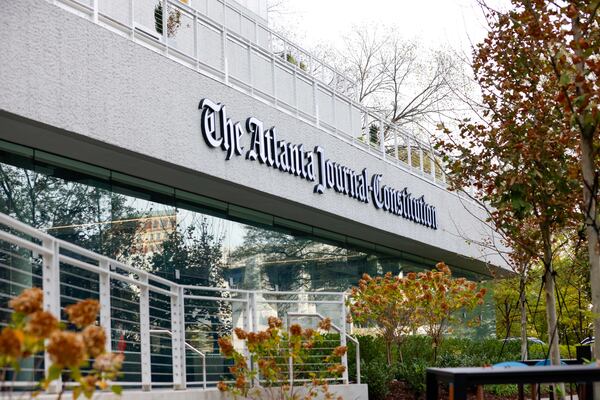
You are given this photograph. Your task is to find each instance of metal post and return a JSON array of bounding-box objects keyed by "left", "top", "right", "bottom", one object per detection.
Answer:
[
  {"left": 407, "top": 137, "right": 412, "bottom": 169},
  {"left": 92, "top": 0, "right": 98, "bottom": 23},
  {"left": 171, "top": 285, "right": 186, "bottom": 390},
  {"left": 286, "top": 314, "right": 293, "bottom": 387},
  {"left": 271, "top": 54, "right": 277, "bottom": 104},
  {"left": 248, "top": 42, "right": 253, "bottom": 95},
  {"left": 162, "top": 0, "right": 168, "bottom": 49},
  {"left": 340, "top": 299, "right": 349, "bottom": 385},
  {"left": 193, "top": 11, "right": 199, "bottom": 70},
  {"left": 250, "top": 292, "right": 260, "bottom": 385},
  {"left": 140, "top": 274, "right": 151, "bottom": 391},
  {"left": 99, "top": 260, "right": 112, "bottom": 353},
  {"left": 42, "top": 238, "right": 61, "bottom": 394},
  {"left": 355, "top": 340, "right": 361, "bottom": 384},
  {"left": 313, "top": 81, "right": 319, "bottom": 126},
  {"left": 293, "top": 64, "right": 298, "bottom": 115},
  {"left": 379, "top": 118, "right": 385, "bottom": 159},
  {"left": 222, "top": 30, "right": 229, "bottom": 84},
  {"left": 130, "top": 0, "right": 135, "bottom": 38},
  {"left": 393, "top": 129, "right": 399, "bottom": 161},
  {"left": 331, "top": 91, "right": 336, "bottom": 133}
]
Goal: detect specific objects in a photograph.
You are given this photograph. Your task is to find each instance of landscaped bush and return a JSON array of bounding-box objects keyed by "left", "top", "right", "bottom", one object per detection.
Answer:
[
  {"left": 350, "top": 335, "right": 576, "bottom": 399},
  {"left": 361, "top": 359, "right": 393, "bottom": 400}
]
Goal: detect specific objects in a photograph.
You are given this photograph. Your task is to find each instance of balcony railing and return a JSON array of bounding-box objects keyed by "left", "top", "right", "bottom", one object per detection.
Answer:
[
  {"left": 0, "top": 211, "right": 357, "bottom": 392},
  {"left": 50, "top": 0, "right": 448, "bottom": 188}
]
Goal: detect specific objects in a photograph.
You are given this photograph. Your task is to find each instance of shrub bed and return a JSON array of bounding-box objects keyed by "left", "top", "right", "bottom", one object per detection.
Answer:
[{"left": 347, "top": 335, "right": 570, "bottom": 400}]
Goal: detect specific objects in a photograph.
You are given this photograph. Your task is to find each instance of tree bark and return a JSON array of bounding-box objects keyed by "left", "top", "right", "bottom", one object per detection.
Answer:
[
  {"left": 519, "top": 276, "right": 528, "bottom": 361},
  {"left": 541, "top": 225, "right": 565, "bottom": 399},
  {"left": 579, "top": 131, "right": 600, "bottom": 400}
]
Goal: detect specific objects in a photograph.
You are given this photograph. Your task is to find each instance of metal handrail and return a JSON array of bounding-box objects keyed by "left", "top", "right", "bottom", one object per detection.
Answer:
[
  {"left": 287, "top": 312, "right": 360, "bottom": 384},
  {"left": 0, "top": 210, "right": 354, "bottom": 392},
  {"left": 50, "top": 0, "right": 452, "bottom": 192},
  {"left": 149, "top": 329, "right": 207, "bottom": 390}
]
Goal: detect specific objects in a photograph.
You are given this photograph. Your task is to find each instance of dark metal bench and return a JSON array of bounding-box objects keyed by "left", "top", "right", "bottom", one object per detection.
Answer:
[{"left": 426, "top": 365, "right": 600, "bottom": 400}]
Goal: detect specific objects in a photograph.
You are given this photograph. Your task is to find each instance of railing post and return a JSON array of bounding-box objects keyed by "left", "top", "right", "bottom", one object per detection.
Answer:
[
  {"left": 244, "top": 292, "right": 252, "bottom": 373},
  {"left": 313, "top": 81, "right": 319, "bottom": 126},
  {"left": 171, "top": 285, "right": 187, "bottom": 390},
  {"left": 286, "top": 314, "right": 293, "bottom": 387},
  {"left": 92, "top": 0, "right": 98, "bottom": 23},
  {"left": 407, "top": 136, "right": 412, "bottom": 169},
  {"left": 250, "top": 292, "right": 260, "bottom": 385},
  {"left": 193, "top": 11, "right": 199, "bottom": 70},
  {"left": 393, "top": 128, "right": 399, "bottom": 161},
  {"left": 129, "top": 0, "right": 135, "bottom": 38},
  {"left": 42, "top": 238, "right": 61, "bottom": 394},
  {"left": 340, "top": 296, "right": 349, "bottom": 385},
  {"left": 379, "top": 118, "right": 385, "bottom": 159},
  {"left": 99, "top": 260, "right": 112, "bottom": 353},
  {"left": 162, "top": 0, "right": 168, "bottom": 48},
  {"left": 140, "top": 274, "right": 151, "bottom": 391},
  {"left": 271, "top": 53, "right": 277, "bottom": 104}
]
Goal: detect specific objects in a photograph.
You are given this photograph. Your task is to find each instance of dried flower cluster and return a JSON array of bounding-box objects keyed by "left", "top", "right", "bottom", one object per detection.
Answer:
[
  {"left": 349, "top": 262, "right": 486, "bottom": 363},
  {"left": 0, "top": 287, "right": 123, "bottom": 398},
  {"left": 217, "top": 317, "right": 345, "bottom": 400},
  {"left": 65, "top": 299, "right": 100, "bottom": 328}
]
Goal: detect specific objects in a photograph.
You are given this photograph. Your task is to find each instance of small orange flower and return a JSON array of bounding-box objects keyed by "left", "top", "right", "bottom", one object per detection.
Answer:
[
  {"left": 0, "top": 327, "right": 22, "bottom": 358},
  {"left": 218, "top": 337, "right": 234, "bottom": 357},
  {"left": 332, "top": 346, "right": 347, "bottom": 357},
  {"left": 327, "top": 364, "right": 346, "bottom": 375},
  {"left": 93, "top": 352, "right": 124, "bottom": 372},
  {"left": 82, "top": 325, "right": 106, "bottom": 358},
  {"left": 9, "top": 288, "right": 43, "bottom": 315},
  {"left": 318, "top": 318, "right": 332, "bottom": 331},
  {"left": 47, "top": 331, "right": 86, "bottom": 368},
  {"left": 217, "top": 381, "right": 228, "bottom": 391},
  {"left": 267, "top": 316, "right": 282, "bottom": 328},
  {"left": 289, "top": 324, "right": 302, "bottom": 336},
  {"left": 302, "top": 328, "right": 315, "bottom": 339},
  {"left": 257, "top": 331, "right": 270, "bottom": 342},
  {"left": 235, "top": 375, "right": 246, "bottom": 389},
  {"left": 25, "top": 311, "right": 58, "bottom": 338},
  {"left": 82, "top": 375, "right": 97, "bottom": 389},
  {"left": 65, "top": 299, "right": 100, "bottom": 328},
  {"left": 234, "top": 327, "right": 247, "bottom": 340}
]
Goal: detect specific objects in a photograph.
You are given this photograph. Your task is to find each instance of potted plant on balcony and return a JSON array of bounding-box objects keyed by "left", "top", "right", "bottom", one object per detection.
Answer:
[{"left": 154, "top": 2, "right": 182, "bottom": 38}]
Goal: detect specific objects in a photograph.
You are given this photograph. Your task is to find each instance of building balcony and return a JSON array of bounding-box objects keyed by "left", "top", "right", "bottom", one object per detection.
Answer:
[{"left": 54, "top": 0, "right": 448, "bottom": 189}]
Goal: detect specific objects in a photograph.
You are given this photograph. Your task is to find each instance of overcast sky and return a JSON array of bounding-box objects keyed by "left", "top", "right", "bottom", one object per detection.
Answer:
[{"left": 270, "top": 0, "right": 510, "bottom": 56}]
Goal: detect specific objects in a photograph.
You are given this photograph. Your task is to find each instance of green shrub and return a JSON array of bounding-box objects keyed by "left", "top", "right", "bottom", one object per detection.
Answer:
[
  {"left": 361, "top": 359, "right": 393, "bottom": 400},
  {"left": 397, "top": 360, "right": 428, "bottom": 394},
  {"left": 486, "top": 384, "right": 520, "bottom": 396}
]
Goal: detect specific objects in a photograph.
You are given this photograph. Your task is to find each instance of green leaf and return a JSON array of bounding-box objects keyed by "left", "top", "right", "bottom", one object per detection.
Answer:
[
  {"left": 111, "top": 385, "right": 123, "bottom": 395},
  {"left": 11, "top": 312, "right": 25, "bottom": 326},
  {"left": 47, "top": 364, "right": 62, "bottom": 381},
  {"left": 70, "top": 366, "right": 82, "bottom": 381},
  {"left": 72, "top": 386, "right": 82, "bottom": 400},
  {"left": 559, "top": 72, "right": 571, "bottom": 85}
]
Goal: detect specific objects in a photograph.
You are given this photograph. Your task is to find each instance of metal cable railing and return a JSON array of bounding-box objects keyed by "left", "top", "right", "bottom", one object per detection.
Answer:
[
  {"left": 0, "top": 211, "right": 355, "bottom": 393},
  {"left": 47, "top": 0, "right": 449, "bottom": 190}
]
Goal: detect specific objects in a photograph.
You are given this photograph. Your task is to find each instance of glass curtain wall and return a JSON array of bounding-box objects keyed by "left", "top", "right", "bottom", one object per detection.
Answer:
[{"left": 0, "top": 141, "right": 495, "bottom": 342}]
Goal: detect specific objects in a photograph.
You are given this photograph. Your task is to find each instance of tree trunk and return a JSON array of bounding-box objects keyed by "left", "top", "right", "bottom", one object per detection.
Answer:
[
  {"left": 541, "top": 226, "right": 565, "bottom": 399},
  {"left": 519, "top": 276, "right": 528, "bottom": 361},
  {"left": 385, "top": 341, "right": 393, "bottom": 367},
  {"left": 579, "top": 131, "right": 600, "bottom": 400}
]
